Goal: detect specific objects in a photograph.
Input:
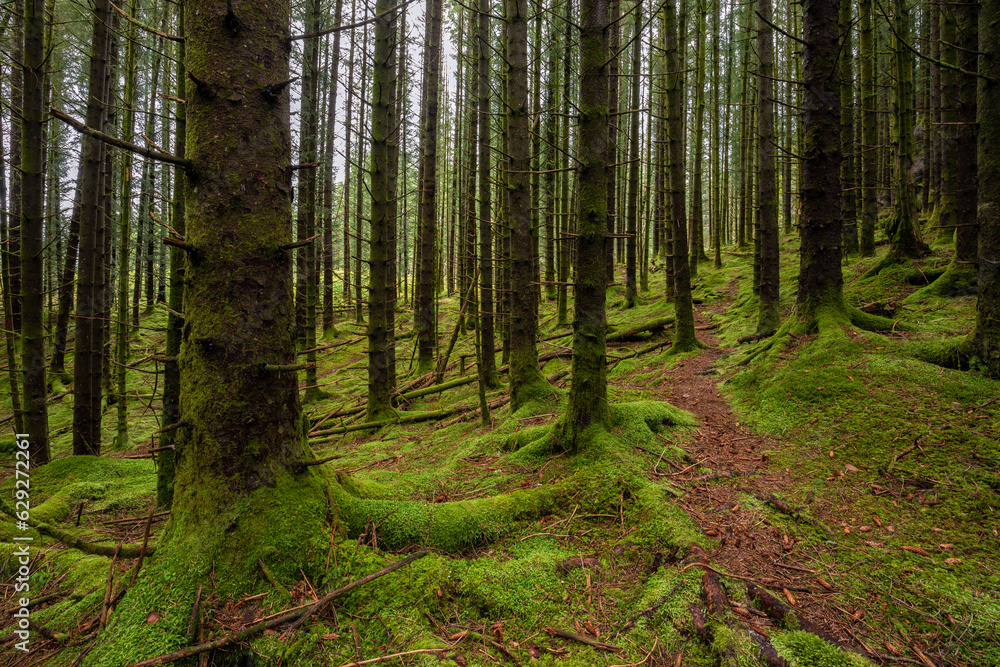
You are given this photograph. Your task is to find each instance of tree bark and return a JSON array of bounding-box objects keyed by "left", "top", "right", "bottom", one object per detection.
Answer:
[
  {"left": 478, "top": 0, "right": 500, "bottom": 387},
  {"left": 556, "top": 0, "right": 609, "bottom": 449},
  {"left": 625, "top": 1, "right": 642, "bottom": 308},
  {"left": 20, "top": 0, "right": 49, "bottom": 463},
  {"left": 757, "top": 0, "right": 779, "bottom": 333},
  {"left": 796, "top": 0, "right": 843, "bottom": 319},
  {"left": 971, "top": 0, "right": 999, "bottom": 374}
]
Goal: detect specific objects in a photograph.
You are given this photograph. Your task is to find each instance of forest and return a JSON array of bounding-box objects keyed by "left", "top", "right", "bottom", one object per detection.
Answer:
[{"left": 1, "top": 0, "right": 999, "bottom": 664}]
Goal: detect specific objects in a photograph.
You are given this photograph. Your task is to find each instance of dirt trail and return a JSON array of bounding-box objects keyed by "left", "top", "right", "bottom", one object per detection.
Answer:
[{"left": 650, "top": 299, "right": 869, "bottom": 651}]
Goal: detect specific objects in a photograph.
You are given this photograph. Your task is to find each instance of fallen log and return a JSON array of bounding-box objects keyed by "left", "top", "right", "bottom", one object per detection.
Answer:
[{"left": 606, "top": 315, "right": 675, "bottom": 343}]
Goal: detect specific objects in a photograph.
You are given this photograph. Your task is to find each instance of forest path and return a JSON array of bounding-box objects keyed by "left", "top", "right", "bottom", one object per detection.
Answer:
[{"left": 642, "top": 293, "right": 867, "bottom": 650}]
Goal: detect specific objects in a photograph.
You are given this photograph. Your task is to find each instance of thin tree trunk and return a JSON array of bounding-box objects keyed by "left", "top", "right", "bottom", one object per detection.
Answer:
[
  {"left": 840, "top": 0, "right": 858, "bottom": 254},
  {"left": 624, "top": 1, "right": 642, "bottom": 309},
  {"left": 416, "top": 0, "right": 443, "bottom": 373},
  {"left": 478, "top": 0, "right": 500, "bottom": 386},
  {"left": 322, "top": 0, "right": 343, "bottom": 335},
  {"left": 859, "top": 0, "right": 877, "bottom": 256}
]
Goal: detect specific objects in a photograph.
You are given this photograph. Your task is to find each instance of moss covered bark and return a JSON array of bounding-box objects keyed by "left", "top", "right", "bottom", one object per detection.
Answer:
[
  {"left": 795, "top": 0, "right": 844, "bottom": 323},
  {"left": 971, "top": 0, "right": 1000, "bottom": 375},
  {"left": 92, "top": 1, "right": 333, "bottom": 662},
  {"left": 507, "top": 0, "right": 551, "bottom": 412},
  {"left": 554, "top": 0, "right": 610, "bottom": 449}
]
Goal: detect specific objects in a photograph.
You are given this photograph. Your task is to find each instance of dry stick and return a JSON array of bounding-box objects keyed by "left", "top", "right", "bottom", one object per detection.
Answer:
[
  {"left": 99, "top": 547, "right": 121, "bottom": 630},
  {"left": 134, "top": 550, "right": 428, "bottom": 667},
  {"left": 435, "top": 270, "right": 479, "bottom": 383},
  {"left": 128, "top": 508, "right": 158, "bottom": 587},
  {"left": 543, "top": 627, "right": 621, "bottom": 652},
  {"left": 336, "top": 649, "right": 450, "bottom": 667}
]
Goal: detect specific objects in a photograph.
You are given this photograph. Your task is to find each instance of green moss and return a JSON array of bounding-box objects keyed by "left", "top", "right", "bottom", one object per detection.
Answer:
[{"left": 771, "top": 631, "right": 871, "bottom": 667}]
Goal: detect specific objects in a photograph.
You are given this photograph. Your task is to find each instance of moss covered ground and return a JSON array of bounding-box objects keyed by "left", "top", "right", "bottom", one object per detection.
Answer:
[{"left": 2, "top": 232, "right": 997, "bottom": 666}]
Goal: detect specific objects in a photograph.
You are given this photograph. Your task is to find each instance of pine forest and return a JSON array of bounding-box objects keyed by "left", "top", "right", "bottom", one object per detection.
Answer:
[{"left": 1, "top": 0, "right": 999, "bottom": 664}]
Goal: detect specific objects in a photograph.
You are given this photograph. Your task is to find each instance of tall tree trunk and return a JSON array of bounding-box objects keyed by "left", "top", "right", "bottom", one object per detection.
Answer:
[
  {"left": 114, "top": 0, "right": 140, "bottom": 450},
  {"left": 666, "top": 0, "right": 698, "bottom": 352},
  {"left": 757, "top": 0, "right": 779, "bottom": 333},
  {"left": 556, "top": 0, "right": 609, "bottom": 448},
  {"left": 507, "top": 0, "right": 548, "bottom": 411},
  {"left": 322, "top": 0, "right": 343, "bottom": 336},
  {"left": 366, "top": 0, "right": 399, "bottom": 420},
  {"left": 689, "top": 0, "right": 708, "bottom": 275},
  {"left": 543, "top": 2, "right": 558, "bottom": 302},
  {"left": 342, "top": 1, "right": 357, "bottom": 311},
  {"left": 938, "top": 6, "right": 957, "bottom": 242},
  {"left": 416, "top": 0, "right": 443, "bottom": 373},
  {"left": 607, "top": 0, "right": 620, "bottom": 283},
  {"left": 796, "top": 0, "right": 843, "bottom": 319},
  {"left": 159, "top": 1, "right": 185, "bottom": 509},
  {"left": 840, "top": 0, "right": 858, "bottom": 254},
  {"left": 859, "top": 0, "right": 877, "bottom": 256},
  {"left": 624, "top": 1, "right": 642, "bottom": 308},
  {"left": 72, "top": 0, "right": 112, "bottom": 456},
  {"left": 20, "top": 0, "right": 49, "bottom": 463},
  {"left": 478, "top": 0, "right": 500, "bottom": 386},
  {"left": 970, "top": 0, "right": 999, "bottom": 374},
  {"left": 297, "top": 0, "right": 322, "bottom": 400},
  {"left": 885, "top": 0, "right": 925, "bottom": 258}
]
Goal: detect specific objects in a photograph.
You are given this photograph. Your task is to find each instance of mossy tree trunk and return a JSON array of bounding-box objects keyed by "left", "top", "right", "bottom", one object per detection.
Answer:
[
  {"left": 72, "top": 0, "right": 111, "bottom": 456},
  {"left": 951, "top": 3, "right": 978, "bottom": 277},
  {"left": 689, "top": 0, "right": 708, "bottom": 275},
  {"left": 840, "top": 0, "right": 858, "bottom": 255},
  {"left": 796, "top": 0, "right": 844, "bottom": 320},
  {"left": 666, "top": 0, "right": 699, "bottom": 353},
  {"left": 159, "top": 3, "right": 185, "bottom": 508},
  {"left": 555, "top": 0, "right": 609, "bottom": 449},
  {"left": 341, "top": 2, "right": 357, "bottom": 313},
  {"left": 607, "top": 0, "right": 620, "bottom": 286},
  {"left": 478, "top": 0, "right": 500, "bottom": 387},
  {"left": 20, "top": 0, "right": 49, "bottom": 464},
  {"left": 939, "top": 7, "right": 957, "bottom": 241},
  {"left": 507, "top": 0, "right": 549, "bottom": 411},
  {"left": 859, "top": 0, "right": 877, "bottom": 257},
  {"left": 416, "top": 0, "right": 443, "bottom": 374},
  {"left": 971, "top": 0, "right": 999, "bottom": 374},
  {"left": 885, "top": 0, "right": 925, "bottom": 258},
  {"left": 543, "top": 0, "right": 558, "bottom": 303},
  {"left": 757, "top": 0, "right": 780, "bottom": 333},
  {"left": 625, "top": 1, "right": 642, "bottom": 308},
  {"left": 322, "top": 0, "right": 344, "bottom": 336},
  {"left": 366, "top": 0, "right": 400, "bottom": 420}
]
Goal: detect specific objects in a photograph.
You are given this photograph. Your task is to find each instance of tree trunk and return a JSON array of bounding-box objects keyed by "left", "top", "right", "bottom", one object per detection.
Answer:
[
  {"left": 507, "top": 0, "right": 548, "bottom": 411},
  {"left": 689, "top": 0, "right": 708, "bottom": 275},
  {"left": 840, "top": 0, "right": 858, "bottom": 254},
  {"left": 19, "top": 0, "right": 49, "bottom": 464},
  {"left": 757, "top": 0, "right": 779, "bottom": 333},
  {"left": 971, "top": 0, "right": 999, "bottom": 374},
  {"left": 859, "top": 0, "right": 877, "bottom": 256},
  {"left": 556, "top": 0, "right": 609, "bottom": 448},
  {"left": 416, "top": 0, "right": 443, "bottom": 373},
  {"left": 366, "top": 0, "right": 400, "bottom": 420},
  {"left": 322, "top": 0, "right": 343, "bottom": 336},
  {"left": 72, "top": 0, "right": 112, "bottom": 456},
  {"left": 796, "top": 0, "right": 843, "bottom": 319},
  {"left": 666, "top": 0, "right": 698, "bottom": 352},
  {"left": 624, "top": 1, "right": 642, "bottom": 308},
  {"left": 478, "top": 0, "right": 500, "bottom": 387}
]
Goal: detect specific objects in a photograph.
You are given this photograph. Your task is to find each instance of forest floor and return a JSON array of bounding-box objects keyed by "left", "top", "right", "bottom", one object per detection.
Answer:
[{"left": 2, "top": 239, "right": 999, "bottom": 667}]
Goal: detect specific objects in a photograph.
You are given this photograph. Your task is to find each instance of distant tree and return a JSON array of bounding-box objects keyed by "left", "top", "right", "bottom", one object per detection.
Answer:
[
  {"left": 624, "top": 0, "right": 641, "bottom": 309},
  {"left": 478, "top": 0, "right": 500, "bottom": 387}
]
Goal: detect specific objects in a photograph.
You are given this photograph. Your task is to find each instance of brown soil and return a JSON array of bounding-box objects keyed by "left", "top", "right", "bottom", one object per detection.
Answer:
[{"left": 637, "top": 297, "right": 881, "bottom": 658}]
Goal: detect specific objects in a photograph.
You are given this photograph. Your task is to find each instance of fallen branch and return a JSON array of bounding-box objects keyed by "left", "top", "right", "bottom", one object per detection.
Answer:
[
  {"left": 606, "top": 315, "right": 675, "bottom": 343},
  {"left": 133, "top": 550, "right": 428, "bottom": 667},
  {"left": 543, "top": 627, "right": 621, "bottom": 652},
  {"left": 337, "top": 649, "right": 449, "bottom": 667}
]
